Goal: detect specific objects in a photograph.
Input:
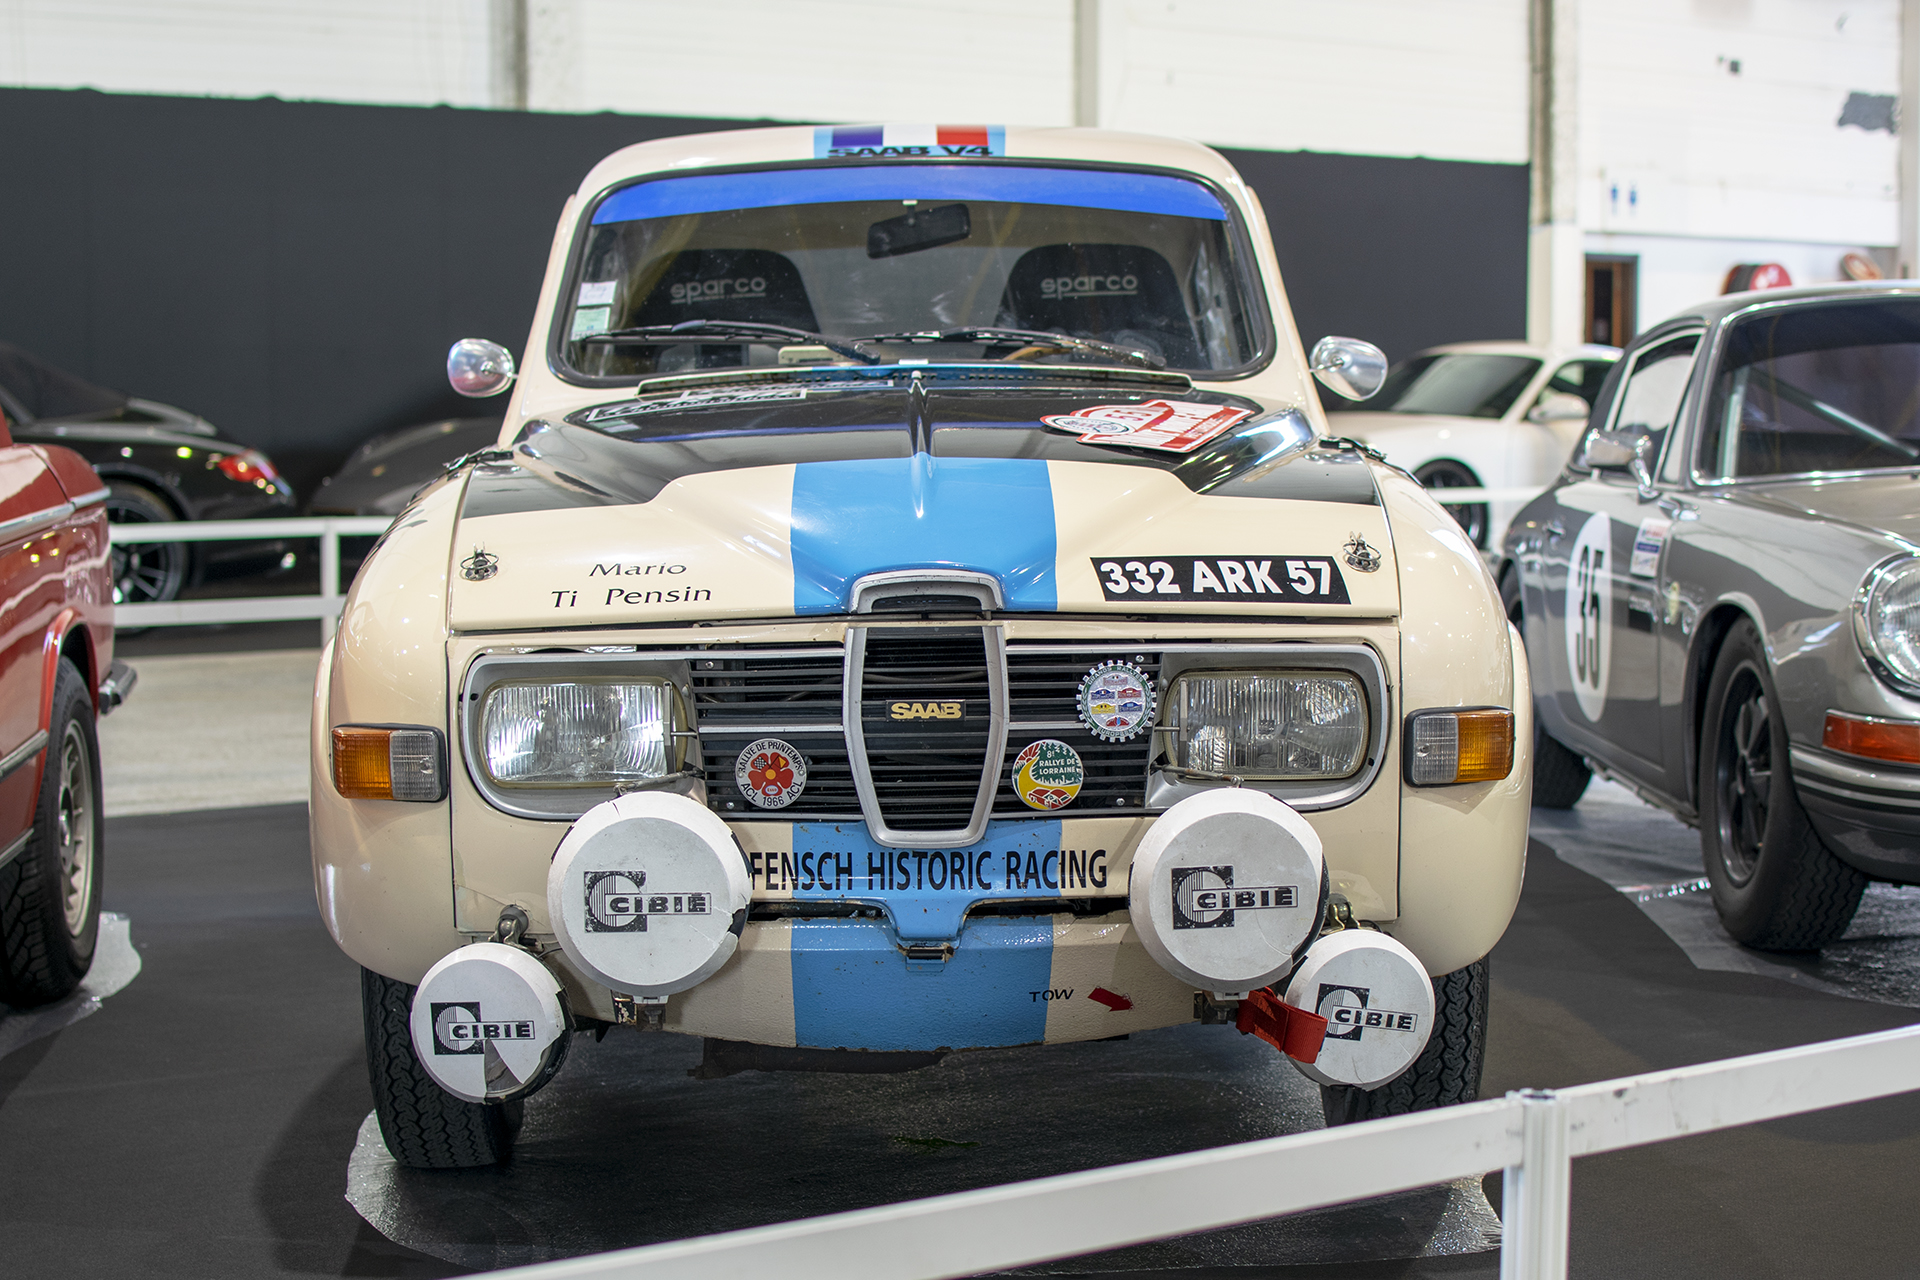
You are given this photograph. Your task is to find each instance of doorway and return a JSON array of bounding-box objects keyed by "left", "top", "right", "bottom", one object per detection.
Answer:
[{"left": 1585, "top": 256, "right": 1637, "bottom": 347}]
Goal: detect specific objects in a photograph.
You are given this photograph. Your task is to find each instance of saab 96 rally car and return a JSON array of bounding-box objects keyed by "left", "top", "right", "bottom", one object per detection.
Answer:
[{"left": 311, "top": 123, "right": 1532, "bottom": 1168}]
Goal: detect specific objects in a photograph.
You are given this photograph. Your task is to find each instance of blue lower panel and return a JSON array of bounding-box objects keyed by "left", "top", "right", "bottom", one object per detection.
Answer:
[{"left": 790, "top": 916, "right": 1054, "bottom": 1051}]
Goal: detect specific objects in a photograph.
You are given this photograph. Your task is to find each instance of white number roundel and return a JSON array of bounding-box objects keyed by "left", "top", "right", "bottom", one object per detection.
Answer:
[{"left": 1562, "top": 511, "right": 1612, "bottom": 722}]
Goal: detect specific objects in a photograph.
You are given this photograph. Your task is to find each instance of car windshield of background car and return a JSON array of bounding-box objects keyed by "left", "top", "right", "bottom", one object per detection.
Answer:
[
  {"left": 1699, "top": 299, "right": 1920, "bottom": 480},
  {"left": 1347, "top": 353, "right": 1541, "bottom": 419},
  {"left": 559, "top": 165, "right": 1262, "bottom": 378},
  {"left": 1541, "top": 359, "right": 1614, "bottom": 408}
]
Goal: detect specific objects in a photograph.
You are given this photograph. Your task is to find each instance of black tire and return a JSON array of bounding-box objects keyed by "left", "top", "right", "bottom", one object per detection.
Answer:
[
  {"left": 1321, "top": 955, "right": 1489, "bottom": 1125},
  {"left": 1499, "top": 566, "right": 1591, "bottom": 808},
  {"left": 1414, "top": 459, "right": 1490, "bottom": 550},
  {"left": 0, "top": 658, "right": 103, "bottom": 1006},
  {"left": 1698, "top": 620, "right": 1865, "bottom": 950},
  {"left": 104, "top": 481, "right": 189, "bottom": 606},
  {"left": 362, "top": 966, "right": 520, "bottom": 1169}
]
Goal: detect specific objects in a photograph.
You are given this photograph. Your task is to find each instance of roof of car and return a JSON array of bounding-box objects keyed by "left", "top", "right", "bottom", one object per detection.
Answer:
[
  {"left": 1639, "top": 280, "right": 1920, "bottom": 334},
  {"left": 1412, "top": 340, "right": 1622, "bottom": 363},
  {"left": 571, "top": 124, "right": 1255, "bottom": 209}
]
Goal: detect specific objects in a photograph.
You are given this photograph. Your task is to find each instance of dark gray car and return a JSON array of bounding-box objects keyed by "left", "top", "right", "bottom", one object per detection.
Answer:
[{"left": 1500, "top": 282, "right": 1920, "bottom": 950}]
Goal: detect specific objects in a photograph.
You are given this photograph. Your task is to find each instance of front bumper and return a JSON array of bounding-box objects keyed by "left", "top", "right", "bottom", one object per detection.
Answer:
[{"left": 1791, "top": 745, "right": 1920, "bottom": 880}]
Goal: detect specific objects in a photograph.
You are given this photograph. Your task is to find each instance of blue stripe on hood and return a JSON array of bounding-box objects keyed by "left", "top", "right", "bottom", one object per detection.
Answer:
[{"left": 790, "top": 456, "right": 1056, "bottom": 613}]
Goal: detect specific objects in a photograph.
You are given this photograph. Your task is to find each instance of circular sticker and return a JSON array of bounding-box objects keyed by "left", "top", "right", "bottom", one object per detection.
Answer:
[
  {"left": 1011, "top": 739, "right": 1084, "bottom": 810},
  {"left": 735, "top": 738, "right": 807, "bottom": 809},
  {"left": 1561, "top": 511, "right": 1612, "bottom": 722},
  {"left": 1077, "top": 661, "right": 1156, "bottom": 742}
]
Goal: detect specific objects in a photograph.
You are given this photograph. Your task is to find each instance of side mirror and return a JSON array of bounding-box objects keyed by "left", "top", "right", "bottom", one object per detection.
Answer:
[
  {"left": 1528, "top": 392, "right": 1591, "bottom": 424},
  {"left": 1309, "top": 336, "right": 1389, "bottom": 401},
  {"left": 448, "top": 339, "right": 517, "bottom": 398},
  {"left": 1579, "top": 428, "right": 1657, "bottom": 497}
]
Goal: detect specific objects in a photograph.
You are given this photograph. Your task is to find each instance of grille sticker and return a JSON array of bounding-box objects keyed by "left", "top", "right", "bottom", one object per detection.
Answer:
[
  {"left": 1011, "top": 739, "right": 1084, "bottom": 810},
  {"left": 736, "top": 738, "right": 808, "bottom": 810},
  {"left": 1077, "top": 661, "right": 1155, "bottom": 742}
]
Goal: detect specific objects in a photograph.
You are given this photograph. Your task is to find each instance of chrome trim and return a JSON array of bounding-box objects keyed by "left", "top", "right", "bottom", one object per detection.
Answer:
[
  {"left": 1791, "top": 744, "right": 1920, "bottom": 803},
  {"left": 66, "top": 486, "right": 110, "bottom": 508},
  {"left": 849, "top": 569, "right": 1004, "bottom": 614},
  {"left": 1143, "top": 643, "right": 1390, "bottom": 811},
  {"left": 696, "top": 722, "right": 844, "bottom": 735},
  {"left": 0, "top": 827, "right": 28, "bottom": 872},
  {"left": 843, "top": 622, "right": 1009, "bottom": 849},
  {"left": 0, "top": 501, "right": 75, "bottom": 544},
  {"left": 0, "top": 729, "right": 48, "bottom": 781}
]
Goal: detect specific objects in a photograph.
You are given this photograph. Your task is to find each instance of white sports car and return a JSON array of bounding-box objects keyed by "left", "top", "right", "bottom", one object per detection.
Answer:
[{"left": 1328, "top": 341, "right": 1621, "bottom": 549}]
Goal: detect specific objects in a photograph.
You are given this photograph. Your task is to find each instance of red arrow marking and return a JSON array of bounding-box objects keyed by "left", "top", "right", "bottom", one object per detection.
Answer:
[{"left": 1088, "top": 987, "right": 1133, "bottom": 1011}]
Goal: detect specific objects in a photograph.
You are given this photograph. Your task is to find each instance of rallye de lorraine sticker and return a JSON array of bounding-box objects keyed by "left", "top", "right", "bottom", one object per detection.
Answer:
[
  {"left": 1042, "top": 399, "right": 1253, "bottom": 453},
  {"left": 1011, "top": 739, "right": 1085, "bottom": 810},
  {"left": 1091, "top": 555, "right": 1350, "bottom": 604},
  {"left": 1078, "top": 661, "right": 1155, "bottom": 742},
  {"left": 735, "top": 738, "right": 807, "bottom": 809}
]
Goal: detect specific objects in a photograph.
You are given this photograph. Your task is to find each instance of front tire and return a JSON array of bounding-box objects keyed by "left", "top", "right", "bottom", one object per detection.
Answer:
[
  {"left": 1499, "top": 566, "right": 1591, "bottom": 808},
  {"left": 1320, "top": 955, "right": 1488, "bottom": 1125},
  {"left": 1699, "top": 620, "right": 1865, "bottom": 950},
  {"left": 0, "top": 657, "right": 103, "bottom": 1006},
  {"left": 362, "top": 966, "right": 520, "bottom": 1168}
]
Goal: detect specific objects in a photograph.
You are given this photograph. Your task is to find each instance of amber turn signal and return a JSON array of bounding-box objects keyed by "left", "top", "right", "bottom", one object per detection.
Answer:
[
  {"left": 332, "top": 726, "right": 448, "bottom": 802},
  {"left": 1405, "top": 708, "right": 1515, "bottom": 786},
  {"left": 1823, "top": 712, "right": 1920, "bottom": 765}
]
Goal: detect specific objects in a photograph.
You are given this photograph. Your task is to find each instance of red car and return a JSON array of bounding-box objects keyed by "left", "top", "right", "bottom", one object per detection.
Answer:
[{"left": 0, "top": 407, "right": 130, "bottom": 1006}]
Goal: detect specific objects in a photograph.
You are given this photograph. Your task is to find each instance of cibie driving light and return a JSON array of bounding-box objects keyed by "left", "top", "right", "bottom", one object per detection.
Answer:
[
  {"left": 1854, "top": 556, "right": 1920, "bottom": 692},
  {"left": 480, "top": 680, "right": 679, "bottom": 787},
  {"left": 1405, "top": 709, "right": 1515, "bottom": 786},
  {"left": 332, "top": 726, "right": 447, "bottom": 801},
  {"left": 1167, "top": 671, "right": 1367, "bottom": 780}
]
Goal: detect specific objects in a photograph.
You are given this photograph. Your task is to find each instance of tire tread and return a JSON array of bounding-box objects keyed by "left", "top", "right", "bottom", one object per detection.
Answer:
[
  {"left": 1321, "top": 955, "right": 1489, "bottom": 1125},
  {"left": 361, "top": 966, "right": 516, "bottom": 1169}
]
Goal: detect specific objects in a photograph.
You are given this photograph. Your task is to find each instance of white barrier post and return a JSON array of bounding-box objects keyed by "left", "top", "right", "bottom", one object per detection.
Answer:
[
  {"left": 319, "top": 519, "right": 342, "bottom": 643},
  {"left": 1501, "top": 1089, "right": 1571, "bottom": 1280}
]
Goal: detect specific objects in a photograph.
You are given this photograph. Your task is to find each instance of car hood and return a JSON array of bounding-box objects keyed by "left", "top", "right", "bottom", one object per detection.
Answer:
[
  {"left": 444, "top": 377, "right": 1400, "bottom": 629},
  {"left": 1732, "top": 473, "right": 1920, "bottom": 547}
]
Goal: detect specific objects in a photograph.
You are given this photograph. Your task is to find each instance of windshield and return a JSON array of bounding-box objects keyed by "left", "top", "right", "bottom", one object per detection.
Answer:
[
  {"left": 1336, "top": 353, "right": 1542, "bottom": 419},
  {"left": 558, "top": 165, "right": 1265, "bottom": 379},
  {"left": 1699, "top": 298, "right": 1920, "bottom": 479}
]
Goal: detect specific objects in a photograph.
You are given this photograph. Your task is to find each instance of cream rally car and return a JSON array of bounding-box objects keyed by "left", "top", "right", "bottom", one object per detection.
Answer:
[{"left": 311, "top": 123, "right": 1531, "bottom": 1168}]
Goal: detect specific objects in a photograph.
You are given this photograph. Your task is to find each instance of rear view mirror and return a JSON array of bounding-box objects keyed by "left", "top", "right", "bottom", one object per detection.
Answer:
[
  {"left": 1529, "top": 392, "right": 1591, "bottom": 424},
  {"left": 448, "top": 339, "right": 517, "bottom": 398},
  {"left": 868, "top": 204, "right": 972, "bottom": 259},
  {"left": 1309, "top": 336, "right": 1389, "bottom": 401}
]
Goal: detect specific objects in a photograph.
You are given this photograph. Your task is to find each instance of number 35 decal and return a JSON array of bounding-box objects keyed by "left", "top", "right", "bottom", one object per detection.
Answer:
[{"left": 1090, "top": 556, "right": 1350, "bottom": 604}]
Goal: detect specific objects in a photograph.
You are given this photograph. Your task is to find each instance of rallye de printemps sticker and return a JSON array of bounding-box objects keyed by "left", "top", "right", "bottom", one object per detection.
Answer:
[
  {"left": 736, "top": 737, "right": 808, "bottom": 809},
  {"left": 1042, "top": 400, "right": 1253, "bottom": 453}
]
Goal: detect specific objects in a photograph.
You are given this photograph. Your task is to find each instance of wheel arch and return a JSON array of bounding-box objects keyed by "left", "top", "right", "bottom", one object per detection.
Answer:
[
  {"left": 1684, "top": 599, "right": 1765, "bottom": 808},
  {"left": 99, "top": 470, "right": 189, "bottom": 521}
]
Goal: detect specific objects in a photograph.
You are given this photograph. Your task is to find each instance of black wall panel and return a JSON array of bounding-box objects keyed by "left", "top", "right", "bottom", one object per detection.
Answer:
[{"left": 0, "top": 87, "right": 1526, "bottom": 496}]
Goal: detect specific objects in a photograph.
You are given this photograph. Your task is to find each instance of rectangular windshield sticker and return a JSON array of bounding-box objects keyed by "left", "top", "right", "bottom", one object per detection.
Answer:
[
  {"left": 1630, "top": 518, "right": 1671, "bottom": 578},
  {"left": 577, "top": 281, "right": 617, "bottom": 306},
  {"left": 1090, "top": 556, "right": 1351, "bottom": 604},
  {"left": 1043, "top": 401, "right": 1252, "bottom": 453},
  {"left": 569, "top": 306, "right": 611, "bottom": 339},
  {"left": 813, "top": 123, "right": 1005, "bottom": 159}
]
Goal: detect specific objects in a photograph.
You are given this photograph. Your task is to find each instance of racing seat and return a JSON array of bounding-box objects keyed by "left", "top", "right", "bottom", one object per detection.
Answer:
[
  {"left": 995, "top": 243, "right": 1201, "bottom": 368},
  {"left": 628, "top": 249, "right": 820, "bottom": 365}
]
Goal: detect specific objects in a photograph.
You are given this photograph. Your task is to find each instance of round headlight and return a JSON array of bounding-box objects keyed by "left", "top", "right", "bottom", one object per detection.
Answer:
[{"left": 1856, "top": 556, "right": 1920, "bottom": 690}]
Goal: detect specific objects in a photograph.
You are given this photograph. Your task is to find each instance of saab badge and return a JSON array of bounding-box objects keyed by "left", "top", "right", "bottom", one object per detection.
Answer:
[
  {"left": 1011, "top": 738, "right": 1084, "bottom": 811},
  {"left": 1077, "top": 661, "right": 1155, "bottom": 742},
  {"left": 736, "top": 737, "right": 807, "bottom": 810}
]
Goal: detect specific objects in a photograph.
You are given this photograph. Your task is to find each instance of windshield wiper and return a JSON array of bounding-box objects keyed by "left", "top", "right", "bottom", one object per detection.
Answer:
[
  {"left": 860, "top": 327, "right": 1166, "bottom": 370},
  {"left": 577, "top": 320, "right": 882, "bottom": 366}
]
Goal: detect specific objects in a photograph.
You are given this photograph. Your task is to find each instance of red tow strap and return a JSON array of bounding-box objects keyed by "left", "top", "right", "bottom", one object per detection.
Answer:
[{"left": 1235, "top": 989, "right": 1329, "bottom": 1064}]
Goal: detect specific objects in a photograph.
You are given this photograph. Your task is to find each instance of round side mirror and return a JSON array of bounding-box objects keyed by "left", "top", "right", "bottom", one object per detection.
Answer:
[
  {"left": 1309, "top": 336, "right": 1389, "bottom": 401},
  {"left": 448, "top": 339, "right": 517, "bottom": 398},
  {"left": 1528, "top": 391, "right": 1592, "bottom": 424}
]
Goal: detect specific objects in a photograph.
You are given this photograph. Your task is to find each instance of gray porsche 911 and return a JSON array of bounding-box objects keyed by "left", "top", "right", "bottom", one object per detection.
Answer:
[{"left": 1501, "top": 282, "right": 1920, "bottom": 950}]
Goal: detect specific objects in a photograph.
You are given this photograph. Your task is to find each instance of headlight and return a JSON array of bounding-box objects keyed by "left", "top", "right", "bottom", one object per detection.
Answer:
[
  {"left": 1165, "top": 671, "right": 1367, "bottom": 780},
  {"left": 480, "top": 679, "right": 681, "bottom": 787},
  {"left": 1855, "top": 556, "right": 1920, "bottom": 691}
]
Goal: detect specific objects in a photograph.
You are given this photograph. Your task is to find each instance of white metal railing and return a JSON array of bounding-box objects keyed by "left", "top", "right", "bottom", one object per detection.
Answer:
[
  {"left": 475, "top": 1023, "right": 1920, "bottom": 1280},
  {"left": 109, "top": 516, "right": 392, "bottom": 637}
]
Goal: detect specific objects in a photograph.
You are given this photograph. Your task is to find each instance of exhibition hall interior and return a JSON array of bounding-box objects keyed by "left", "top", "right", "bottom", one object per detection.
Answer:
[{"left": 3, "top": 2, "right": 1919, "bottom": 1277}]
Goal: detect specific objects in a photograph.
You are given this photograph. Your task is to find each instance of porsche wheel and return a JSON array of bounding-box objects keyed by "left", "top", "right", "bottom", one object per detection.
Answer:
[
  {"left": 1414, "top": 459, "right": 1490, "bottom": 550},
  {"left": 104, "top": 481, "right": 189, "bottom": 607},
  {"left": 362, "top": 967, "right": 521, "bottom": 1168},
  {"left": 1320, "top": 956, "right": 1488, "bottom": 1124},
  {"left": 1500, "top": 566, "right": 1590, "bottom": 808},
  {"left": 1699, "top": 619, "right": 1865, "bottom": 950},
  {"left": 0, "top": 658, "right": 103, "bottom": 1006}
]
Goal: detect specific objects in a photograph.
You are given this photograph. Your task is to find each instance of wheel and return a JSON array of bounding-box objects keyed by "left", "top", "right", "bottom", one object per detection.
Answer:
[
  {"left": 361, "top": 966, "right": 521, "bottom": 1168},
  {"left": 104, "top": 481, "right": 189, "bottom": 606},
  {"left": 1698, "top": 619, "right": 1865, "bottom": 950},
  {"left": 1321, "top": 955, "right": 1488, "bottom": 1125},
  {"left": 0, "top": 658, "right": 103, "bottom": 1006},
  {"left": 1413, "top": 459, "right": 1490, "bottom": 550},
  {"left": 1499, "top": 566, "right": 1591, "bottom": 808}
]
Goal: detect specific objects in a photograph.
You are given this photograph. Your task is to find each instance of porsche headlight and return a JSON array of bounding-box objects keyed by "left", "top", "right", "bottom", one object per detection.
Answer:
[
  {"left": 1166, "top": 671, "right": 1367, "bottom": 780},
  {"left": 480, "top": 679, "right": 681, "bottom": 787},
  {"left": 1855, "top": 557, "right": 1920, "bottom": 691}
]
